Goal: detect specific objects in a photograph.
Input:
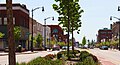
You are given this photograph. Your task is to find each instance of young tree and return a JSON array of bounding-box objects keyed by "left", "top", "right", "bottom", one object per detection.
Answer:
[
  {"left": 82, "top": 36, "right": 86, "bottom": 46},
  {"left": 14, "top": 26, "right": 21, "bottom": 40},
  {"left": 36, "top": 33, "right": 43, "bottom": 48},
  {"left": 14, "top": 26, "right": 21, "bottom": 45},
  {"left": 53, "top": 0, "right": 83, "bottom": 58},
  {"left": 0, "top": 32, "right": 5, "bottom": 44}
]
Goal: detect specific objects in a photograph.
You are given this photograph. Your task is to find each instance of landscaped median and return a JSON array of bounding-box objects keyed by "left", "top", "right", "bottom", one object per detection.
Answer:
[
  {"left": 16, "top": 54, "right": 63, "bottom": 65},
  {"left": 17, "top": 50, "right": 101, "bottom": 65}
]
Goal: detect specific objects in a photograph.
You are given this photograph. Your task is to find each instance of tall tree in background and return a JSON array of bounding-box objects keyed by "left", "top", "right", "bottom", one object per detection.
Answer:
[
  {"left": 82, "top": 36, "right": 86, "bottom": 46},
  {"left": 53, "top": 0, "right": 83, "bottom": 56}
]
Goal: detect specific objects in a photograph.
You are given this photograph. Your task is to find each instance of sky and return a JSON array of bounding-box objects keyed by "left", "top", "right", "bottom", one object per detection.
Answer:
[{"left": 0, "top": 0, "right": 120, "bottom": 42}]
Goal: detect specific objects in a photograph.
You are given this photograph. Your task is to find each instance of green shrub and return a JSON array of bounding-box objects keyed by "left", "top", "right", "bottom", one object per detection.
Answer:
[
  {"left": 79, "top": 51, "right": 90, "bottom": 61},
  {"left": 16, "top": 62, "right": 19, "bottom": 65},
  {"left": 57, "top": 53, "right": 62, "bottom": 59},
  {"left": 27, "top": 57, "right": 63, "bottom": 65},
  {"left": 57, "top": 50, "right": 80, "bottom": 59},
  {"left": 52, "top": 59, "right": 64, "bottom": 65},
  {"left": 83, "top": 57, "right": 97, "bottom": 65},
  {"left": 89, "top": 54, "right": 99, "bottom": 63},
  {"left": 79, "top": 51, "right": 99, "bottom": 63},
  {"left": 72, "top": 50, "right": 80, "bottom": 54},
  {"left": 27, "top": 57, "right": 48, "bottom": 65},
  {"left": 78, "top": 51, "right": 100, "bottom": 65},
  {"left": 69, "top": 54, "right": 75, "bottom": 58},
  {"left": 76, "top": 57, "right": 97, "bottom": 65},
  {"left": 57, "top": 51, "right": 67, "bottom": 59}
]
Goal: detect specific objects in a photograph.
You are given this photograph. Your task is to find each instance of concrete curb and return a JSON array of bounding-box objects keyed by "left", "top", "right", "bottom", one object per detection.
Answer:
[{"left": 0, "top": 51, "right": 38, "bottom": 56}]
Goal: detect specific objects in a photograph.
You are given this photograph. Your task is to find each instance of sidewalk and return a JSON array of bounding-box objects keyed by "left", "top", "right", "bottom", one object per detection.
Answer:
[
  {"left": 0, "top": 51, "right": 38, "bottom": 56},
  {"left": 108, "top": 48, "right": 120, "bottom": 52}
]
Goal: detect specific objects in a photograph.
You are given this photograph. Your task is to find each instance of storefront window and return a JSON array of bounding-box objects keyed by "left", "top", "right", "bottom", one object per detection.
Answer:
[
  {"left": 4, "top": 18, "right": 7, "bottom": 25},
  {"left": 0, "top": 18, "right": 2, "bottom": 25}
]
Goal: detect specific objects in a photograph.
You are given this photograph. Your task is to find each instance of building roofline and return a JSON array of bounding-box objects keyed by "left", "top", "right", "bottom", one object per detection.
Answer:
[{"left": 0, "top": 3, "right": 29, "bottom": 12}]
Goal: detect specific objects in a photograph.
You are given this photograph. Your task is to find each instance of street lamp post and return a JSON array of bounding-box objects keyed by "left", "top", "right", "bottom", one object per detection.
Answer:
[
  {"left": 110, "top": 16, "right": 120, "bottom": 51},
  {"left": 44, "top": 17, "right": 54, "bottom": 49},
  {"left": 31, "top": 7, "right": 44, "bottom": 52}
]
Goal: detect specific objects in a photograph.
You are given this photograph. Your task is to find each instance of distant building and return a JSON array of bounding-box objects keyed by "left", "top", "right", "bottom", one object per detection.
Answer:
[
  {"left": 29, "top": 18, "right": 44, "bottom": 37},
  {"left": 0, "top": 3, "right": 29, "bottom": 50},
  {"left": 42, "top": 25, "right": 51, "bottom": 45},
  {"left": 111, "top": 21, "right": 120, "bottom": 40},
  {"left": 29, "top": 18, "right": 45, "bottom": 48},
  {"left": 97, "top": 28, "right": 112, "bottom": 43},
  {"left": 47, "top": 25, "right": 67, "bottom": 43}
]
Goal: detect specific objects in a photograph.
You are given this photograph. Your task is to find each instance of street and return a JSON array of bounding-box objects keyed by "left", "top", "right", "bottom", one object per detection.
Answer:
[
  {"left": 89, "top": 48, "right": 120, "bottom": 65},
  {"left": 0, "top": 48, "right": 120, "bottom": 65},
  {"left": 0, "top": 51, "right": 59, "bottom": 65}
]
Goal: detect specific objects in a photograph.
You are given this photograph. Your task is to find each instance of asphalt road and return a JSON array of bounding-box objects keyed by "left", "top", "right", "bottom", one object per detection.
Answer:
[
  {"left": 89, "top": 48, "right": 120, "bottom": 65},
  {"left": 0, "top": 51, "right": 59, "bottom": 65}
]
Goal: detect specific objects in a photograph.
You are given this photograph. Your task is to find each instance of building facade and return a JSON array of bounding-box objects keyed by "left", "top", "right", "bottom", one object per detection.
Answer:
[
  {"left": 97, "top": 28, "right": 112, "bottom": 43},
  {"left": 29, "top": 18, "right": 51, "bottom": 48},
  {"left": 111, "top": 21, "right": 120, "bottom": 40},
  {"left": 29, "top": 18, "right": 43, "bottom": 37},
  {"left": 0, "top": 3, "right": 29, "bottom": 50},
  {"left": 47, "top": 25, "right": 67, "bottom": 43}
]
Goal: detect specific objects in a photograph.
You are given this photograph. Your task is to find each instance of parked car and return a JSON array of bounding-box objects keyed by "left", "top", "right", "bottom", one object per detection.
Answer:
[
  {"left": 62, "top": 46, "right": 74, "bottom": 50},
  {"left": 69, "top": 46, "right": 72, "bottom": 50},
  {"left": 4, "top": 47, "right": 9, "bottom": 52},
  {"left": 44, "top": 46, "right": 51, "bottom": 51},
  {"left": 99, "top": 46, "right": 108, "bottom": 50},
  {"left": 52, "top": 44, "right": 60, "bottom": 51},
  {"left": 89, "top": 46, "right": 94, "bottom": 49},
  {"left": 62, "top": 46, "right": 67, "bottom": 50},
  {"left": 81, "top": 46, "right": 87, "bottom": 49}
]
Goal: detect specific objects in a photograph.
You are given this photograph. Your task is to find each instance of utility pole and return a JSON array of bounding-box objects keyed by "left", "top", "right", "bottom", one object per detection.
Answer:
[
  {"left": 6, "top": 0, "right": 16, "bottom": 65},
  {"left": 44, "top": 17, "right": 54, "bottom": 48},
  {"left": 31, "top": 7, "right": 44, "bottom": 52}
]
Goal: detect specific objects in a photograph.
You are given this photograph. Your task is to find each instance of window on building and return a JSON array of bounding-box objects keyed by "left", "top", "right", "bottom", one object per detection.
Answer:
[
  {"left": 0, "top": 18, "right": 2, "bottom": 25},
  {"left": 13, "top": 17, "right": 15, "bottom": 24},
  {"left": 4, "top": 18, "right": 7, "bottom": 25},
  {"left": 52, "top": 28, "right": 58, "bottom": 33}
]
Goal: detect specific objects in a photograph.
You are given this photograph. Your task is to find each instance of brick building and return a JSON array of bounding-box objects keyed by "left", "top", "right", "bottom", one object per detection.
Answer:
[
  {"left": 47, "top": 25, "right": 67, "bottom": 43},
  {"left": 29, "top": 18, "right": 44, "bottom": 37},
  {"left": 97, "top": 28, "right": 112, "bottom": 43},
  {"left": 111, "top": 21, "right": 120, "bottom": 40},
  {"left": 0, "top": 3, "right": 29, "bottom": 50},
  {"left": 29, "top": 18, "right": 51, "bottom": 47}
]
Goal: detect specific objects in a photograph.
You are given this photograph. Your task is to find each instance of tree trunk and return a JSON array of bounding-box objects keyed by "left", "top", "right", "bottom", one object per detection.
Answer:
[
  {"left": 72, "top": 21, "right": 74, "bottom": 54},
  {"left": 6, "top": 0, "right": 16, "bottom": 65},
  {"left": 67, "top": 0, "right": 70, "bottom": 60}
]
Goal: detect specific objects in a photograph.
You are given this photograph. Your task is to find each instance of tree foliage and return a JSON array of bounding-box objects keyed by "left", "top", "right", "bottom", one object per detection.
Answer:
[
  {"left": 53, "top": 0, "right": 84, "bottom": 59},
  {"left": 0, "top": 32, "right": 4, "bottom": 38},
  {"left": 14, "top": 26, "right": 21, "bottom": 41},
  {"left": 52, "top": 0, "right": 84, "bottom": 33},
  {"left": 82, "top": 36, "right": 86, "bottom": 46},
  {"left": 36, "top": 33, "right": 43, "bottom": 48}
]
